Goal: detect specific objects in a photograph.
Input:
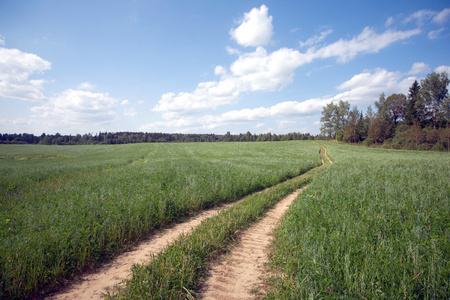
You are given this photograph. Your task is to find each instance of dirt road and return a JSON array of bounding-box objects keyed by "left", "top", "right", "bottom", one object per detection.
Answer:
[
  {"left": 47, "top": 202, "right": 237, "bottom": 300},
  {"left": 48, "top": 144, "right": 330, "bottom": 300},
  {"left": 199, "top": 187, "right": 306, "bottom": 299},
  {"left": 199, "top": 143, "right": 331, "bottom": 299}
]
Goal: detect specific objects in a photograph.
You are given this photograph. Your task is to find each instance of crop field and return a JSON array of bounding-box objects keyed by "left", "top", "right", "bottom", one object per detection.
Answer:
[
  {"left": 0, "top": 141, "right": 321, "bottom": 299},
  {"left": 268, "top": 142, "right": 449, "bottom": 299}
]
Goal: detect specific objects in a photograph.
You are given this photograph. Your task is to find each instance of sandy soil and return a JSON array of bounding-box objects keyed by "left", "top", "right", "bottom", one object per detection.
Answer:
[
  {"left": 199, "top": 187, "right": 306, "bottom": 300},
  {"left": 46, "top": 202, "right": 237, "bottom": 300}
]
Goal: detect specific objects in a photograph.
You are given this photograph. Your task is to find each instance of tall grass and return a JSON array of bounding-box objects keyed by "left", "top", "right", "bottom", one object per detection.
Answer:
[
  {"left": 267, "top": 142, "right": 450, "bottom": 299},
  {"left": 0, "top": 141, "right": 321, "bottom": 299}
]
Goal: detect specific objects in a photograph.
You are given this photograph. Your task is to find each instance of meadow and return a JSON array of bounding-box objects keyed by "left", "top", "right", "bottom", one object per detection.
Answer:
[
  {"left": 0, "top": 141, "right": 321, "bottom": 299},
  {"left": 267, "top": 142, "right": 449, "bottom": 299}
]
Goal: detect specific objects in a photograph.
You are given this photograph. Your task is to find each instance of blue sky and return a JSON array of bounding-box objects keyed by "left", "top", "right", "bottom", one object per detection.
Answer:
[{"left": 1, "top": 0, "right": 449, "bottom": 135}]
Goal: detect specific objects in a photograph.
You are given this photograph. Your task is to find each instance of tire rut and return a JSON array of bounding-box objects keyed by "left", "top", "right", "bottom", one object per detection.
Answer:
[
  {"left": 200, "top": 187, "right": 307, "bottom": 300},
  {"left": 46, "top": 201, "right": 238, "bottom": 300}
]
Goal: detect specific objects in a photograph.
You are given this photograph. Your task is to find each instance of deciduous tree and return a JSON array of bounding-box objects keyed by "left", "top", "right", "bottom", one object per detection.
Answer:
[{"left": 421, "top": 72, "right": 449, "bottom": 129}]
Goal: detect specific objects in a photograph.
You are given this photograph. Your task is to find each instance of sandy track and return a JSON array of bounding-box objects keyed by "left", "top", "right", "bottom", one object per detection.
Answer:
[
  {"left": 47, "top": 202, "right": 237, "bottom": 300},
  {"left": 200, "top": 187, "right": 306, "bottom": 300}
]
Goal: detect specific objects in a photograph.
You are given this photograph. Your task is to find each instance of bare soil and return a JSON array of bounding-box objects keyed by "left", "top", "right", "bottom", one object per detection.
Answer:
[
  {"left": 199, "top": 187, "right": 306, "bottom": 300},
  {"left": 46, "top": 202, "right": 237, "bottom": 300}
]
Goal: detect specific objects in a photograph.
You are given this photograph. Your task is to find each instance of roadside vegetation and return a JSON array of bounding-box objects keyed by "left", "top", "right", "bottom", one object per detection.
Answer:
[
  {"left": 267, "top": 142, "right": 449, "bottom": 299},
  {"left": 0, "top": 141, "right": 321, "bottom": 299}
]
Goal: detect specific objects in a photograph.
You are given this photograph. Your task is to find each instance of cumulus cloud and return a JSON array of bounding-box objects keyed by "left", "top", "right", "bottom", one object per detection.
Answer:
[
  {"left": 143, "top": 66, "right": 421, "bottom": 134},
  {"left": 408, "top": 62, "right": 430, "bottom": 75},
  {"left": 31, "top": 89, "right": 118, "bottom": 126},
  {"left": 153, "top": 47, "right": 306, "bottom": 116},
  {"left": 153, "top": 23, "right": 420, "bottom": 119},
  {"left": 230, "top": 5, "right": 273, "bottom": 47},
  {"left": 151, "top": 5, "right": 423, "bottom": 132},
  {"left": 0, "top": 34, "right": 5, "bottom": 46},
  {"left": 435, "top": 65, "right": 450, "bottom": 74},
  {"left": 335, "top": 68, "right": 415, "bottom": 104},
  {"left": 0, "top": 46, "right": 51, "bottom": 101}
]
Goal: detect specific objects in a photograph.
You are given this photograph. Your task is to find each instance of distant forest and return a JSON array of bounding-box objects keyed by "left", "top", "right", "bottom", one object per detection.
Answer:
[
  {"left": 320, "top": 72, "right": 450, "bottom": 151},
  {"left": 0, "top": 131, "right": 315, "bottom": 145}
]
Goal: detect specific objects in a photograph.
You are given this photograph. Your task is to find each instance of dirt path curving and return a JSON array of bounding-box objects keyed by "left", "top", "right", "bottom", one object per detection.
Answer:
[
  {"left": 199, "top": 144, "right": 331, "bottom": 300},
  {"left": 199, "top": 187, "right": 307, "bottom": 300},
  {"left": 47, "top": 202, "right": 238, "bottom": 300}
]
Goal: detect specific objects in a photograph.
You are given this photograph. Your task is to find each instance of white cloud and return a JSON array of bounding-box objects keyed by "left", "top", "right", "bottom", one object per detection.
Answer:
[
  {"left": 230, "top": 5, "right": 273, "bottom": 47},
  {"left": 404, "top": 9, "right": 437, "bottom": 25},
  {"left": 214, "top": 65, "right": 227, "bottom": 77},
  {"left": 308, "top": 27, "right": 421, "bottom": 63},
  {"left": 153, "top": 24, "right": 421, "bottom": 119},
  {"left": 278, "top": 120, "right": 296, "bottom": 129},
  {"left": 0, "top": 34, "right": 5, "bottom": 46},
  {"left": 226, "top": 46, "right": 241, "bottom": 55},
  {"left": 77, "top": 82, "right": 95, "bottom": 91},
  {"left": 31, "top": 89, "right": 118, "bottom": 127},
  {"left": 0, "top": 47, "right": 51, "bottom": 101},
  {"left": 435, "top": 65, "right": 450, "bottom": 74},
  {"left": 123, "top": 106, "right": 137, "bottom": 116},
  {"left": 336, "top": 68, "right": 414, "bottom": 104},
  {"left": 385, "top": 16, "right": 394, "bottom": 27},
  {"left": 403, "top": 8, "right": 450, "bottom": 40},
  {"left": 230, "top": 47, "right": 306, "bottom": 91},
  {"left": 408, "top": 62, "right": 430, "bottom": 75},
  {"left": 153, "top": 47, "right": 306, "bottom": 116},
  {"left": 120, "top": 99, "right": 130, "bottom": 105},
  {"left": 143, "top": 66, "right": 423, "bottom": 134},
  {"left": 299, "top": 28, "right": 333, "bottom": 48},
  {"left": 428, "top": 28, "right": 445, "bottom": 39},
  {"left": 432, "top": 8, "right": 450, "bottom": 24}
]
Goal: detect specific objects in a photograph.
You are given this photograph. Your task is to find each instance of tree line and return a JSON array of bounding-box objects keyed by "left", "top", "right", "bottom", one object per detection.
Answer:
[
  {"left": 320, "top": 72, "right": 450, "bottom": 150},
  {"left": 0, "top": 131, "right": 315, "bottom": 145}
]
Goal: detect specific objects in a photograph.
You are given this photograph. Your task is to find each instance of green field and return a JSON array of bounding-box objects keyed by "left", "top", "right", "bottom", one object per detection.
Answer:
[
  {"left": 267, "top": 142, "right": 450, "bottom": 299},
  {"left": 0, "top": 141, "right": 321, "bottom": 299}
]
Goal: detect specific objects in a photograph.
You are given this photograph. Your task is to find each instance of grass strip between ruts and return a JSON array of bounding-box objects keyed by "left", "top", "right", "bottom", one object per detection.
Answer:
[{"left": 106, "top": 146, "right": 330, "bottom": 299}]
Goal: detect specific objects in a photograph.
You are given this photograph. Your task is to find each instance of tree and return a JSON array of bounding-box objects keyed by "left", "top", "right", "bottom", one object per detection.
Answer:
[
  {"left": 320, "top": 103, "right": 335, "bottom": 139},
  {"left": 406, "top": 120, "right": 425, "bottom": 146},
  {"left": 320, "top": 100, "right": 350, "bottom": 139},
  {"left": 344, "top": 106, "right": 362, "bottom": 143},
  {"left": 371, "top": 93, "right": 394, "bottom": 142},
  {"left": 386, "top": 93, "right": 406, "bottom": 126},
  {"left": 421, "top": 72, "right": 450, "bottom": 129},
  {"left": 405, "top": 80, "right": 421, "bottom": 125}
]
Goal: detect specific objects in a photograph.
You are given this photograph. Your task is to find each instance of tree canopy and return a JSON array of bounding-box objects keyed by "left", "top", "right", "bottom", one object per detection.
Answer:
[{"left": 320, "top": 71, "right": 450, "bottom": 151}]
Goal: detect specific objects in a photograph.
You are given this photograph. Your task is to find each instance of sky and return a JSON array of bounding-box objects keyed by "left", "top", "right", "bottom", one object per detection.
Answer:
[{"left": 1, "top": 0, "right": 449, "bottom": 136}]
